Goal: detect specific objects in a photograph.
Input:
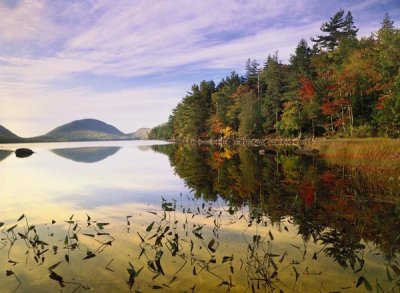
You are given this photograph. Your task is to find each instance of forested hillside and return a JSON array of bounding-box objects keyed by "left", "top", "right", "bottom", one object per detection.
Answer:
[
  {"left": 40, "top": 119, "right": 127, "bottom": 141},
  {"left": 149, "top": 11, "right": 400, "bottom": 140}
]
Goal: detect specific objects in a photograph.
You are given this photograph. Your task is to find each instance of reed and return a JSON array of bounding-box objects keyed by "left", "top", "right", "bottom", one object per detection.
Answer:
[{"left": 314, "top": 138, "right": 400, "bottom": 172}]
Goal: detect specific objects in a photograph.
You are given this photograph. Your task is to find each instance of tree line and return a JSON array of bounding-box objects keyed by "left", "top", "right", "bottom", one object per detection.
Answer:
[{"left": 149, "top": 11, "right": 400, "bottom": 140}]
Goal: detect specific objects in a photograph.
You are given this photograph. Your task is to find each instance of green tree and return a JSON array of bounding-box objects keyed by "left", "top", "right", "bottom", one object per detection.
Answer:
[
  {"left": 234, "top": 85, "right": 262, "bottom": 137},
  {"left": 210, "top": 72, "right": 241, "bottom": 136},
  {"left": 312, "top": 10, "right": 359, "bottom": 51},
  {"left": 148, "top": 120, "right": 173, "bottom": 139},
  {"left": 245, "top": 59, "right": 262, "bottom": 95},
  {"left": 290, "top": 39, "right": 313, "bottom": 77},
  {"left": 262, "top": 53, "right": 285, "bottom": 132},
  {"left": 171, "top": 81, "right": 215, "bottom": 140},
  {"left": 276, "top": 101, "right": 302, "bottom": 137}
]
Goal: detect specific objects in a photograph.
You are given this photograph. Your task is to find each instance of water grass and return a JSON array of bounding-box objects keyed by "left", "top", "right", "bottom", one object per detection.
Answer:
[{"left": 314, "top": 138, "right": 400, "bottom": 171}]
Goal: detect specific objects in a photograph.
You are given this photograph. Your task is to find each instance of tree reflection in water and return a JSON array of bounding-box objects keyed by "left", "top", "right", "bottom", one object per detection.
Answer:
[
  {"left": 152, "top": 144, "right": 400, "bottom": 266},
  {"left": 1, "top": 143, "right": 399, "bottom": 292}
]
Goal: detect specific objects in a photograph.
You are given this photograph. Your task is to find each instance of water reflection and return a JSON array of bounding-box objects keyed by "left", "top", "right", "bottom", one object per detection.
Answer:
[
  {"left": 0, "top": 142, "right": 399, "bottom": 292},
  {"left": 152, "top": 144, "right": 400, "bottom": 261},
  {"left": 0, "top": 149, "right": 12, "bottom": 161},
  {"left": 51, "top": 146, "right": 121, "bottom": 163},
  {"left": 137, "top": 145, "right": 153, "bottom": 152},
  {"left": 1, "top": 195, "right": 399, "bottom": 292}
]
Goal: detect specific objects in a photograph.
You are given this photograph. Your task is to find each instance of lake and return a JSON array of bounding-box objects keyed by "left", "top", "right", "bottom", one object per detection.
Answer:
[{"left": 0, "top": 141, "right": 399, "bottom": 292}]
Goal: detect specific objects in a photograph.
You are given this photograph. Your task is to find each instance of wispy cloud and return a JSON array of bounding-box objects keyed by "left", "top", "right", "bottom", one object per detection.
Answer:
[
  {"left": 0, "top": 0, "right": 51, "bottom": 42},
  {"left": 0, "top": 0, "right": 398, "bottom": 136}
]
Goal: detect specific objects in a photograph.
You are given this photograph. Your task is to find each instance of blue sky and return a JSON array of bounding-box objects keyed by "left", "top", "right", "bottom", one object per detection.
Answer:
[{"left": 0, "top": 0, "right": 399, "bottom": 136}]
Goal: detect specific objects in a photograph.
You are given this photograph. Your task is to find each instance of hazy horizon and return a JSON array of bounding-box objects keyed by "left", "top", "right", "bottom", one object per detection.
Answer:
[{"left": 1, "top": 0, "right": 399, "bottom": 137}]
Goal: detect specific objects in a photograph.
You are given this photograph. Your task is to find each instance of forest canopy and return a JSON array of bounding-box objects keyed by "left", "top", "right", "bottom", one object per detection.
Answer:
[{"left": 149, "top": 11, "right": 400, "bottom": 140}]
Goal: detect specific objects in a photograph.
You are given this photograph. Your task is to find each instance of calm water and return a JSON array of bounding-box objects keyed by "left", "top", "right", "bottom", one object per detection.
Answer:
[{"left": 0, "top": 141, "right": 399, "bottom": 292}]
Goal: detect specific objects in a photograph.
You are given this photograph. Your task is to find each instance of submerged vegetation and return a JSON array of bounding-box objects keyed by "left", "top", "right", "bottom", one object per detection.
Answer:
[
  {"left": 149, "top": 11, "right": 400, "bottom": 140},
  {"left": 1, "top": 191, "right": 400, "bottom": 292}
]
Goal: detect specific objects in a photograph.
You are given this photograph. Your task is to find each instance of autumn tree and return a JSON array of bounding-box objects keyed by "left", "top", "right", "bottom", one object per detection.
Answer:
[
  {"left": 281, "top": 39, "right": 319, "bottom": 137},
  {"left": 299, "top": 76, "right": 319, "bottom": 138},
  {"left": 209, "top": 72, "right": 241, "bottom": 137},
  {"left": 372, "top": 14, "right": 400, "bottom": 137}
]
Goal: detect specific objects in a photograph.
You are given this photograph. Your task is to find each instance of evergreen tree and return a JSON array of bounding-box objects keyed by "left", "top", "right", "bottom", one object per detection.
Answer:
[
  {"left": 312, "top": 9, "right": 358, "bottom": 51},
  {"left": 289, "top": 39, "right": 313, "bottom": 77},
  {"left": 234, "top": 85, "right": 262, "bottom": 137},
  {"left": 381, "top": 12, "right": 394, "bottom": 30},
  {"left": 262, "top": 53, "right": 285, "bottom": 132},
  {"left": 343, "top": 11, "right": 358, "bottom": 40},
  {"left": 245, "top": 59, "right": 261, "bottom": 93}
]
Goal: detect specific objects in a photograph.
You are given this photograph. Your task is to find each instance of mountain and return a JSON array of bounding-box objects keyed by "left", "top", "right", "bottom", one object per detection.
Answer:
[
  {"left": 40, "top": 119, "right": 129, "bottom": 141},
  {"left": 0, "top": 125, "right": 23, "bottom": 143},
  {"left": 128, "top": 128, "right": 151, "bottom": 140},
  {"left": 0, "top": 119, "right": 150, "bottom": 143}
]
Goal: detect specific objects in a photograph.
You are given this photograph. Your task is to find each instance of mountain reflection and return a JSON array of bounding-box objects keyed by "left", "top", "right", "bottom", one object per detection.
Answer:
[
  {"left": 136, "top": 145, "right": 153, "bottom": 152},
  {"left": 0, "top": 149, "right": 12, "bottom": 161},
  {"left": 152, "top": 143, "right": 400, "bottom": 262},
  {"left": 51, "top": 146, "right": 121, "bottom": 163}
]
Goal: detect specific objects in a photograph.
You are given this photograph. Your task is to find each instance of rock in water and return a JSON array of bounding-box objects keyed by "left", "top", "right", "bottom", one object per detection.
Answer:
[{"left": 15, "top": 148, "right": 34, "bottom": 158}]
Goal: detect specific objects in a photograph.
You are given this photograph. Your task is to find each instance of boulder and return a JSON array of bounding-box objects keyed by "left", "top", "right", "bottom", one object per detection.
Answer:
[
  {"left": 15, "top": 148, "right": 34, "bottom": 158},
  {"left": 293, "top": 148, "right": 319, "bottom": 156}
]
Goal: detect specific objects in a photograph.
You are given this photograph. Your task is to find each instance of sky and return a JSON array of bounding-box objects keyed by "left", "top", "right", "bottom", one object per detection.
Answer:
[{"left": 0, "top": 0, "right": 399, "bottom": 137}]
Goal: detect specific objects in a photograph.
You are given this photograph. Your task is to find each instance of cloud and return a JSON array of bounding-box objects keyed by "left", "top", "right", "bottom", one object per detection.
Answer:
[
  {"left": 0, "top": 0, "right": 49, "bottom": 42},
  {"left": 0, "top": 0, "right": 312, "bottom": 83}
]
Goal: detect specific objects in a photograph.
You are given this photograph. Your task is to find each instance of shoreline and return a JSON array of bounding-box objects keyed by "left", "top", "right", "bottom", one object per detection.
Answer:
[
  {"left": 169, "top": 137, "right": 400, "bottom": 159},
  {"left": 169, "top": 136, "right": 399, "bottom": 147},
  {"left": 170, "top": 137, "right": 328, "bottom": 148}
]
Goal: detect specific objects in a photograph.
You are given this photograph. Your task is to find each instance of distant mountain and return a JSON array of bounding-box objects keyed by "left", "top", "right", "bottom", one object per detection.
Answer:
[
  {"left": 128, "top": 128, "right": 151, "bottom": 140},
  {"left": 0, "top": 125, "right": 23, "bottom": 143},
  {"left": 0, "top": 119, "right": 150, "bottom": 143},
  {"left": 40, "top": 119, "right": 129, "bottom": 141}
]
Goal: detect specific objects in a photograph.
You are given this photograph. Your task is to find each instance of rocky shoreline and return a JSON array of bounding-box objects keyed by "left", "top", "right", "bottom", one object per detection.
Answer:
[
  {"left": 171, "top": 137, "right": 328, "bottom": 147},
  {"left": 169, "top": 137, "right": 329, "bottom": 156}
]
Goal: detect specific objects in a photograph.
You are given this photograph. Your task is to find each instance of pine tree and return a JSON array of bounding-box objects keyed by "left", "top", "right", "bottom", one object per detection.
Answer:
[
  {"left": 233, "top": 85, "right": 262, "bottom": 137},
  {"left": 262, "top": 53, "right": 284, "bottom": 132},
  {"left": 289, "top": 39, "right": 313, "bottom": 77},
  {"left": 381, "top": 12, "right": 394, "bottom": 30},
  {"left": 312, "top": 9, "right": 358, "bottom": 51},
  {"left": 343, "top": 11, "right": 358, "bottom": 40},
  {"left": 245, "top": 59, "right": 260, "bottom": 93}
]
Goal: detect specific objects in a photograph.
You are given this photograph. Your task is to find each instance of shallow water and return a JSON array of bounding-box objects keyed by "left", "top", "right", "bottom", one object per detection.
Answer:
[{"left": 0, "top": 141, "right": 399, "bottom": 292}]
